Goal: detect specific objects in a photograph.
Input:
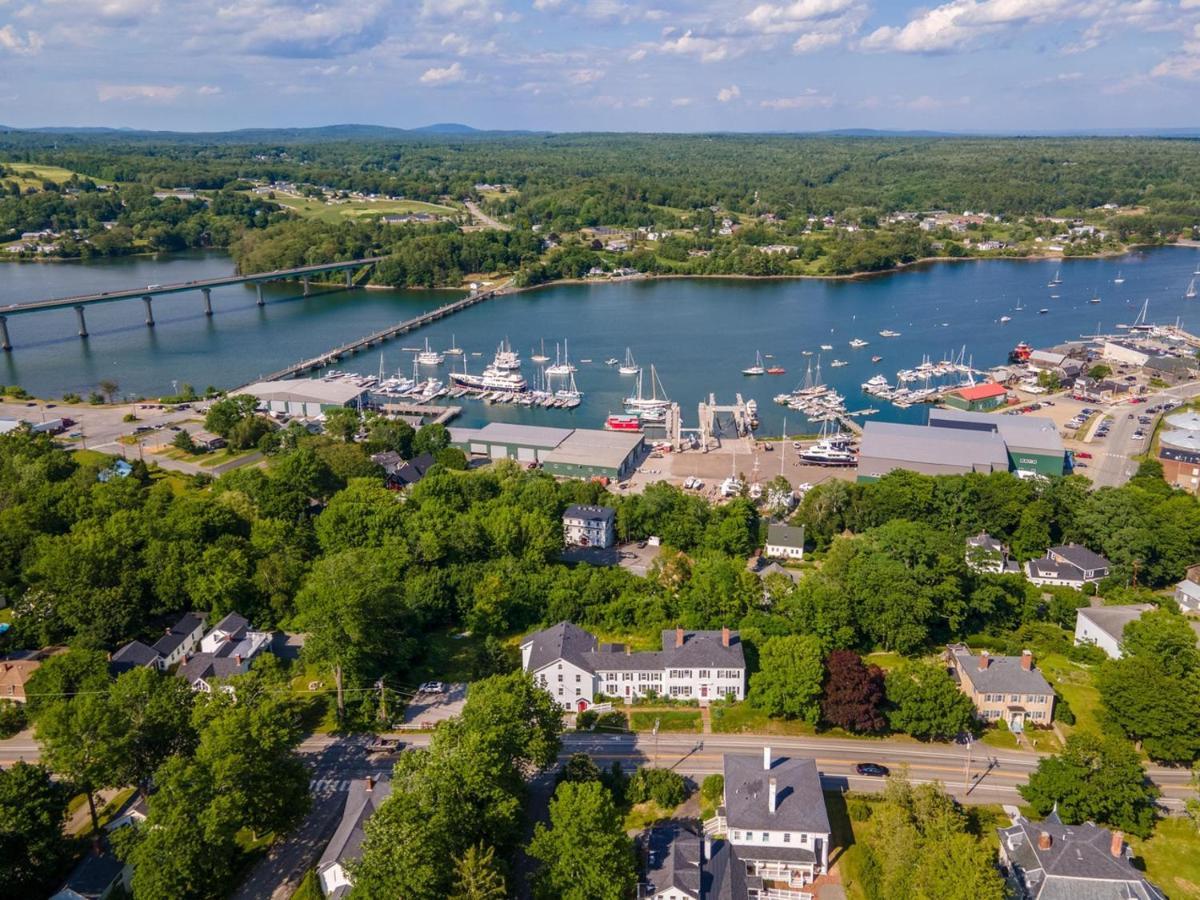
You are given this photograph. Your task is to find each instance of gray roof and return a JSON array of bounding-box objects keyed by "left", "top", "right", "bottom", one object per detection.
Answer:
[
  {"left": 1177, "top": 579, "right": 1200, "bottom": 601},
  {"left": 587, "top": 648, "right": 667, "bottom": 672},
  {"left": 659, "top": 629, "right": 746, "bottom": 669},
  {"left": 860, "top": 421, "right": 1009, "bottom": 472},
  {"left": 1027, "top": 557, "right": 1085, "bottom": 583},
  {"left": 766, "top": 523, "right": 805, "bottom": 550},
  {"left": 998, "top": 813, "right": 1165, "bottom": 900},
  {"left": 318, "top": 777, "right": 393, "bottom": 876},
  {"left": 967, "top": 532, "right": 1004, "bottom": 553},
  {"left": 1160, "top": 429, "right": 1200, "bottom": 452},
  {"left": 449, "top": 421, "right": 573, "bottom": 449},
  {"left": 210, "top": 612, "right": 251, "bottom": 637},
  {"left": 951, "top": 646, "right": 1053, "bottom": 695},
  {"left": 1166, "top": 411, "right": 1200, "bottom": 431},
  {"left": 564, "top": 504, "right": 616, "bottom": 524},
  {"left": 109, "top": 641, "right": 161, "bottom": 674},
  {"left": 54, "top": 847, "right": 126, "bottom": 899},
  {"left": 642, "top": 822, "right": 703, "bottom": 899},
  {"left": 151, "top": 611, "right": 206, "bottom": 656},
  {"left": 723, "top": 754, "right": 831, "bottom": 834},
  {"left": 177, "top": 653, "right": 247, "bottom": 682},
  {"left": 1076, "top": 604, "right": 1155, "bottom": 644},
  {"left": 928, "top": 407, "right": 1065, "bottom": 455},
  {"left": 521, "top": 622, "right": 598, "bottom": 673},
  {"left": 1050, "top": 544, "right": 1110, "bottom": 573},
  {"left": 542, "top": 428, "right": 643, "bottom": 469}
]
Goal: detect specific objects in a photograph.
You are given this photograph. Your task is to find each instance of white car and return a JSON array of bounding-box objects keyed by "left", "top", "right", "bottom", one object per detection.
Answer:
[{"left": 418, "top": 681, "right": 445, "bottom": 694}]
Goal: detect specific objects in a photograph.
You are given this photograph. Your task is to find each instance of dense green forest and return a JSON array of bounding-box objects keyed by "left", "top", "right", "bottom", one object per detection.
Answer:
[{"left": 3, "top": 132, "right": 1199, "bottom": 279}]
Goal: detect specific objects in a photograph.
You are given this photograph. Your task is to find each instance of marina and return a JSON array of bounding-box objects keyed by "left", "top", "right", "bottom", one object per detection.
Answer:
[{"left": 4, "top": 247, "right": 1200, "bottom": 435}]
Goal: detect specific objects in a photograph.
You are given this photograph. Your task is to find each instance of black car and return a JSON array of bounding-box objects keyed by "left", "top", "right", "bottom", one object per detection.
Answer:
[{"left": 855, "top": 763, "right": 890, "bottom": 777}]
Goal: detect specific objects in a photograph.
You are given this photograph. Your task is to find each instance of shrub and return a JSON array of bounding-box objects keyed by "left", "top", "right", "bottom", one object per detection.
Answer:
[
  {"left": 0, "top": 701, "right": 26, "bottom": 738},
  {"left": 1054, "top": 694, "right": 1075, "bottom": 726},
  {"left": 576, "top": 709, "right": 598, "bottom": 731},
  {"left": 628, "top": 767, "right": 687, "bottom": 808},
  {"left": 846, "top": 796, "right": 874, "bottom": 822},
  {"left": 61, "top": 393, "right": 81, "bottom": 404},
  {"left": 594, "top": 711, "right": 627, "bottom": 732},
  {"left": 122, "top": 413, "right": 137, "bottom": 423},
  {"left": 700, "top": 774, "right": 724, "bottom": 806}
]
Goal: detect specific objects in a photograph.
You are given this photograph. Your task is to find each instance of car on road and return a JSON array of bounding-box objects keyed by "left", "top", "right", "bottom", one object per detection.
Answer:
[
  {"left": 1075, "top": 461, "right": 1089, "bottom": 468},
  {"left": 418, "top": 681, "right": 445, "bottom": 694},
  {"left": 1131, "top": 431, "right": 1145, "bottom": 441},
  {"left": 855, "top": 763, "right": 890, "bottom": 777},
  {"left": 637, "top": 540, "right": 648, "bottom": 548},
  {"left": 367, "top": 737, "right": 404, "bottom": 755},
  {"left": 1075, "top": 451, "right": 1092, "bottom": 459}
]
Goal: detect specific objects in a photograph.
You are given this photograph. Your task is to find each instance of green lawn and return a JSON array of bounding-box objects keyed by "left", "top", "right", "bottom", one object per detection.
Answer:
[
  {"left": 291, "top": 869, "right": 324, "bottom": 900},
  {"left": 710, "top": 704, "right": 817, "bottom": 736},
  {"left": 407, "top": 628, "right": 486, "bottom": 685},
  {"left": 0, "top": 161, "right": 108, "bottom": 189},
  {"left": 862, "top": 651, "right": 908, "bottom": 672},
  {"left": 623, "top": 799, "right": 675, "bottom": 832},
  {"left": 1035, "top": 652, "right": 1104, "bottom": 736},
  {"left": 629, "top": 709, "right": 702, "bottom": 733},
  {"left": 260, "top": 193, "right": 459, "bottom": 224},
  {"left": 196, "top": 447, "right": 259, "bottom": 468},
  {"left": 1129, "top": 817, "right": 1200, "bottom": 898},
  {"left": 978, "top": 723, "right": 1061, "bottom": 754}
]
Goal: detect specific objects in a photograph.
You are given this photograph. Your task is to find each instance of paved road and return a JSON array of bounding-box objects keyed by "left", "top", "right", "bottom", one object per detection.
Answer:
[
  {"left": 465, "top": 200, "right": 511, "bottom": 231},
  {"left": 1082, "top": 379, "right": 1200, "bottom": 488}
]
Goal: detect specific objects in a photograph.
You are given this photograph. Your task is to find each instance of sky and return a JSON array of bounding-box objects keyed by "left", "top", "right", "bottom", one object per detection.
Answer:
[{"left": 1, "top": 0, "right": 1199, "bottom": 132}]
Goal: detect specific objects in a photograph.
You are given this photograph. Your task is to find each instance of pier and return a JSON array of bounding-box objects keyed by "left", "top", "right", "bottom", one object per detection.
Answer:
[
  {"left": 254, "top": 289, "right": 502, "bottom": 384},
  {"left": 0, "top": 257, "right": 383, "bottom": 350},
  {"left": 379, "top": 402, "right": 462, "bottom": 426}
]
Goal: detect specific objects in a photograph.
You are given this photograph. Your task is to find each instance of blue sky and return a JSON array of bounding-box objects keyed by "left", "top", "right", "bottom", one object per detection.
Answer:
[{"left": 1, "top": 0, "right": 1198, "bottom": 132}]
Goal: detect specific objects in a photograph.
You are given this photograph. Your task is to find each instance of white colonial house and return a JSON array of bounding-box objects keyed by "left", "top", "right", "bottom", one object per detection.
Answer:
[
  {"left": 1025, "top": 544, "right": 1111, "bottom": 589},
  {"left": 520, "top": 622, "right": 745, "bottom": 711},
  {"left": 764, "top": 523, "right": 805, "bottom": 561},
  {"left": 562, "top": 504, "right": 616, "bottom": 548}
]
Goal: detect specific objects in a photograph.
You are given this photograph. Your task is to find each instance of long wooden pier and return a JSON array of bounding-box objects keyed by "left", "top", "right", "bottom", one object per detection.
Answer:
[
  {"left": 380, "top": 402, "right": 462, "bottom": 425},
  {"left": 256, "top": 289, "right": 501, "bottom": 384}
]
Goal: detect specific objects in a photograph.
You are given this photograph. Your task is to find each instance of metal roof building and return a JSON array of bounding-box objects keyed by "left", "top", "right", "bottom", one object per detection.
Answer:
[
  {"left": 928, "top": 408, "right": 1066, "bottom": 476},
  {"left": 233, "top": 379, "right": 369, "bottom": 417},
  {"left": 450, "top": 422, "right": 644, "bottom": 479},
  {"left": 858, "top": 420, "right": 1010, "bottom": 480}
]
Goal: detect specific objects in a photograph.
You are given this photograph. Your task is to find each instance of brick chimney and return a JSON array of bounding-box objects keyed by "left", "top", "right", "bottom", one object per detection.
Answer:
[
  {"left": 366, "top": 775, "right": 375, "bottom": 792},
  {"left": 1111, "top": 830, "right": 1124, "bottom": 858},
  {"left": 979, "top": 650, "right": 990, "bottom": 671},
  {"left": 763, "top": 746, "right": 771, "bottom": 771},
  {"left": 768, "top": 777, "right": 777, "bottom": 813},
  {"left": 234, "top": 654, "right": 243, "bottom": 666},
  {"left": 164, "top": 626, "right": 171, "bottom": 635},
  {"left": 675, "top": 626, "right": 684, "bottom": 648},
  {"left": 1038, "top": 831, "right": 1052, "bottom": 851},
  {"left": 722, "top": 627, "right": 730, "bottom": 648},
  {"left": 1021, "top": 650, "right": 1033, "bottom": 671}
]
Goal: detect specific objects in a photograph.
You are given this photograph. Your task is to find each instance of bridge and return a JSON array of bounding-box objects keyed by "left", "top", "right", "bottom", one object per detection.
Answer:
[{"left": 0, "top": 256, "right": 385, "bottom": 351}]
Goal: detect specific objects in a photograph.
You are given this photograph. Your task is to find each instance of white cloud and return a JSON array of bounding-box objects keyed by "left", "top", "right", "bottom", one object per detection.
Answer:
[
  {"left": 660, "top": 29, "right": 731, "bottom": 63},
  {"left": 904, "top": 93, "right": 971, "bottom": 110},
  {"left": 717, "top": 84, "right": 741, "bottom": 102},
  {"left": 630, "top": 96, "right": 653, "bottom": 107},
  {"left": 0, "top": 24, "right": 42, "bottom": 54},
  {"left": 793, "top": 30, "right": 845, "bottom": 52},
  {"left": 567, "top": 68, "right": 605, "bottom": 84},
  {"left": 745, "top": 0, "right": 859, "bottom": 32},
  {"left": 861, "top": 0, "right": 1073, "bottom": 53},
  {"left": 419, "top": 61, "right": 465, "bottom": 84},
  {"left": 760, "top": 89, "right": 834, "bottom": 108},
  {"left": 97, "top": 83, "right": 183, "bottom": 102},
  {"left": 671, "top": 96, "right": 693, "bottom": 106},
  {"left": 196, "top": 84, "right": 222, "bottom": 95},
  {"left": 627, "top": 48, "right": 647, "bottom": 61},
  {"left": 532, "top": 0, "right": 563, "bottom": 8},
  {"left": 1150, "top": 21, "right": 1200, "bottom": 79},
  {"left": 214, "top": 0, "right": 391, "bottom": 58}
]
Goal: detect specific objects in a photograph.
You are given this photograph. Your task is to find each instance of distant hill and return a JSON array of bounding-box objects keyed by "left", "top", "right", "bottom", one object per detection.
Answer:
[{"left": 410, "top": 122, "right": 480, "bottom": 134}]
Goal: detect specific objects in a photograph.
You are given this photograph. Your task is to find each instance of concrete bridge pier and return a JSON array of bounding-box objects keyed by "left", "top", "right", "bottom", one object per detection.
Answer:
[
  {"left": 344, "top": 270, "right": 353, "bottom": 288},
  {"left": 0, "top": 316, "right": 10, "bottom": 351},
  {"left": 302, "top": 276, "right": 311, "bottom": 296},
  {"left": 142, "top": 296, "right": 155, "bottom": 327},
  {"left": 256, "top": 283, "right": 265, "bottom": 307},
  {"left": 201, "top": 287, "right": 213, "bottom": 316},
  {"left": 74, "top": 305, "right": 88, "bottom": 338}
]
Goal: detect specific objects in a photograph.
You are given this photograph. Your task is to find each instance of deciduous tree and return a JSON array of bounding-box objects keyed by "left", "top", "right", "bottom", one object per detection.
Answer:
[
  {"left": 821, "top": 650, "right": 886, "bottom": 733},
  {"left": 751, "top": 634, "right": 826, "bottom": 722},
  {"left": 885, "top": 661, "right": 976, "bottom": 741},
  {"left": 529, "top": 780, "right": 636, "bottom": 900}
]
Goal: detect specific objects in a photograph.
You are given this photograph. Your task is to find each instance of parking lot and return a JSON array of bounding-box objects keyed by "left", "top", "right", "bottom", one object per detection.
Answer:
[{"left": 399, "top": 682, "right": 468, "bottom": 729}]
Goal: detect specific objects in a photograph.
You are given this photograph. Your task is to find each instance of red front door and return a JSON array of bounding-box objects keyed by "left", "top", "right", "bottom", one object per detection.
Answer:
[{"left": 577, "top": 699, "right": 589, "bottom": 712}]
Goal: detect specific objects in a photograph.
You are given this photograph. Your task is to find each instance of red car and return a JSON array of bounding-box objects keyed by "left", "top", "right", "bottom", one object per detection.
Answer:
[{"left": 1075, "top": 451, "right": 1093, "bottom": 459}]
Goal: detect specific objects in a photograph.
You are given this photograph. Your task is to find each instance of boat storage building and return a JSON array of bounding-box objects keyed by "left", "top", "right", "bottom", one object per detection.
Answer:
[{"left": 449, "top": 422, "right": 645, "bottom": 480}]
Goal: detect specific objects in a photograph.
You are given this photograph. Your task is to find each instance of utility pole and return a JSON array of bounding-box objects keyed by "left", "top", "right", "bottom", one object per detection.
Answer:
[
  {"left": 653, "top": 717, "right": 660, "bottom": 767},
  {"left": 376, "top": 678, "right": 388, "bottom": 724},
  {"left": 963, "top": 733, "right": 973, "bottom": 793}
]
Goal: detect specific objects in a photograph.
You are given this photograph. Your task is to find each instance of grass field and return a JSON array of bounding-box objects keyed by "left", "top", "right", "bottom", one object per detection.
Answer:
[
  {"left": 1129, "top": 817, "right": 1200, "bottom": 898},
  {"left": 710, "top": 704, "right": 818, "bottom": 736},
  {"left": 629, "top": 709, "right": 702, "bottom": 733},
  {"left": 261, "top": 192, "right": 459, "bottom": 225},
  {"left": 1035, "top": 651, "right": 1104, "bottom": 736},
  {"left": 1, "top": 161, "right": 108, "bottom": 190},
  {"left": 979, "top": 722, "right": 1061, "bottom": 753}
]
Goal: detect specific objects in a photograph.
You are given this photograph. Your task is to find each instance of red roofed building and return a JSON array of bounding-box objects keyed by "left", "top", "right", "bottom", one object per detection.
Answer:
[{"left": 944, "top": 382, "right": 1008, "bottom": 412}]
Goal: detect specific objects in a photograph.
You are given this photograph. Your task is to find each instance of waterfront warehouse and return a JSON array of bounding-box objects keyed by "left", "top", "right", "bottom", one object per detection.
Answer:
[
  {"left": 234, "top": 379, "right": 370, "bottom": 417},
  {"left": 927, "top": 408, "right": 1066, "bottom": 477},
  {"left": 449, "top": 422, "right": 644, "bottom": 480}
]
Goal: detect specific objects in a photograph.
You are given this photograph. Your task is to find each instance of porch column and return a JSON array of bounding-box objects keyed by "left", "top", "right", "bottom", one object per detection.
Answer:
[
  {"left": 74, "top": 305, "right": 88, "bottom": 338},
  {"left": 201, "top": 287, "right": 213, "bottom": 316},
  {"left": 0, "top": 316, "right": 10, "bottom": 351},
  {"left": 142, "top": 296, "right": 155, "bottom": 327}
]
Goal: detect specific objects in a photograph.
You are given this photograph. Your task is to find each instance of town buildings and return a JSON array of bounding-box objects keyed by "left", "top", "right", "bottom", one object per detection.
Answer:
[
  {"left": 562, "top": 504, "right": 616, "bottom": 548},
  {"left": 520, "top": 622, "right": 745, "bottom": 711},
  {"left": 449, "top": 422, "right": 645, "bottom": 481},
  {"left": 1073, "top": 604, "right": 1156, "bottom": 659},
  {"left": 0, "top": 651, "right": 44, "bottom": 703},
  {"left": 945, "top": 644, "right": 1055, "bottom": 731},
  {"left": 110, "top": 611, "right": 207, "bottom": 675},
  {"left": 1175, "top": 578, "right": 1200, "bottom": 614},
  {"left": 763, "top": 524, "right": 805, "bottom": 561},
  {"left": 942, "top": 382, "right": 1009, "bottom": 412},
  {"left": 965, "top": 532, "right": 1019, "bottom": 574},
  {"left": 178, "top": 613, "right": 273, "bottom": 695},
  {"left": 997, "top": 812, "right": 1165, "bottom": 899},
  {"left": 1024, "top": 544, "right": 1111, "bottom": 589},
  {"left": 317, "top": 776, "right": 392, "bottom": 898},
  {"left": 232, "top": 379, "right": 371, "bottom": 419}
]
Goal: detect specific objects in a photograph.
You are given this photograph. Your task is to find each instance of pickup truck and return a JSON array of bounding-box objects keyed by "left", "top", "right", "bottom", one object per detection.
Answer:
[{"left": 366, "top": 737, "right": 404, "bottom": 755}]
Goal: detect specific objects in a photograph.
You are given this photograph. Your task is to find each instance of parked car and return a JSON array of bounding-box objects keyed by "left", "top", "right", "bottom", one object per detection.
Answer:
[
  {"left": 367, "top": 737, "right": 404, "bottom": 755},
  {"left": 1075, "top": 462, "right": 1089, "bottom": 468},
  {"left": 855, "top": 763, "right": 890, "bottom": 777},
  {"left": 418, "top": 681, "right": 445, "bottom": 694},
  {"left": 1075, "top": 451, "right": 1092, "bottom": 459}
]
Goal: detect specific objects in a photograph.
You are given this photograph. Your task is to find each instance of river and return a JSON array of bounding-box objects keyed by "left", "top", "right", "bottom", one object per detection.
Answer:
[{"left": 2, "top": 247, "right": 1199, "bottom": 434}]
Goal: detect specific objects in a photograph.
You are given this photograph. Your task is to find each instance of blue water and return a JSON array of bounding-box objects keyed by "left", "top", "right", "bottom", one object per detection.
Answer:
[{"left": 2, "top": 247, "right": 1198, "bottom": 434}]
